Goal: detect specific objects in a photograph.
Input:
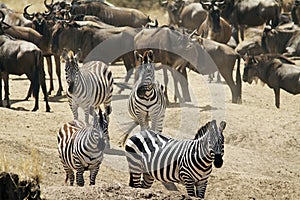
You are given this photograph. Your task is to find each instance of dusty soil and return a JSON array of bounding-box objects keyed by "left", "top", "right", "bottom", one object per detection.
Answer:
[
  {"left": 0, "top": 57, "right": 299, "bottom": 200},
  {"left": 0, "top": 6, "right": 299, "bottom": 200}
]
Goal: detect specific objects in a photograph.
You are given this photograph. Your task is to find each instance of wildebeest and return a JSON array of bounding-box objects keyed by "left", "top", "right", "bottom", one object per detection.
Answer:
[
  {"left": 197, "top": 0, "right": 231, "bottom": 44},
  {"left": 159, "top": 0, "right": 207, "bottom": 30},
  {"left": 292, "top": 0, "right": 300, "bottom": 24},
  {"left": 0, "top": 6, "right": 32, "bottom": 27},
  {"left": 134, "top": 26, "right": 241, "bottom": 104},
  {"left": 23, "top": 4, "right": 64, "bottom": 96},
  {"left": 243, "top": 54, "right": 300, "bottom": 108},
  {"left": 221, "top": 0, "right": 281, "bottom": 43},
  {"left": 0, "top": 34, "right": 50, "bottom": 112},
  {"left": 58, "top": 0, "right": 151, "bottom": 27},
  {"left": 261, "top": 25, "right": 300, "bottom": 56},
  {"left": 235, "top": 36, "right": 265, "bottom": 57}
]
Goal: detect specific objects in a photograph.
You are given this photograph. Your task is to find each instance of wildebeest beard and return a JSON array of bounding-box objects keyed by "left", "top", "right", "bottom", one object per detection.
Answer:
[
  {"left": 137, "top": 83, "right": 153, "bottom": 98},
  {"left": 213, "top": 154, "right": 223, "bottom": 168}
]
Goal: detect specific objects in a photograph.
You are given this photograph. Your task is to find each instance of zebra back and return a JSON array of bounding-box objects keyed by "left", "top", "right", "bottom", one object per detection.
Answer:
[{"left": 125, "top": 120, "right": 226, "bottom": 197}]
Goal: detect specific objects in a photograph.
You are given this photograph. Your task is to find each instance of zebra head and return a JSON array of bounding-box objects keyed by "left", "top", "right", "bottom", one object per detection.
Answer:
[
  {"left": 208, "top": 120, "right": 226, "bottom": 168},
  {"left": 92, "top": 110, "right": 109, "bottom": 149},
  {"left": 135, "top": 50, "right": 155, "bottom": 97},
  {"left": 61, "top": 49, "right": 81, "bottom": 93}
]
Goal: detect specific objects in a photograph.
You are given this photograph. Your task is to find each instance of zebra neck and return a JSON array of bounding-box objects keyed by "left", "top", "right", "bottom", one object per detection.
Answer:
[
  {"left": 71, "top": 72, "right": 85, "bottom": 93},
  {"left": 196, "top": 134, "right": 214, "bottom": 161}
]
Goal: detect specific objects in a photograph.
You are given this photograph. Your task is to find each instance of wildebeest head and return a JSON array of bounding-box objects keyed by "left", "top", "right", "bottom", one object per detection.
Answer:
[
  {"left": 159, "top": 0, "right": 186, "bottom": 25},
  {"left": 208, "top": 120, "right": 226, "bottom": 168},
  {"left": 134, "top": 50, "right": 155, "bottom": 97},
  {"left": 23, "top": 4, "right": 52, "bottom": 34},
  {"left": 201, "top": 0, "right": 226, "bottom": 32},
  {"left": 61, "top": 48, "right": 81, "bottom": 93},
  {"left": 243, "top": 56, "right": 260, "bottom": 84}
]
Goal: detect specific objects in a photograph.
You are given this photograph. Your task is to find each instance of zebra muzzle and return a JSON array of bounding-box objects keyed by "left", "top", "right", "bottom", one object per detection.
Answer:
[
  {"left": 68, "top": 81, "right": 74, "bottom": 93},
  {"left": 137, "top": 84, "right": 152, "bottom": 97},
  {"left": 214, "top": 154, "right": 223, "bottom": 168}
]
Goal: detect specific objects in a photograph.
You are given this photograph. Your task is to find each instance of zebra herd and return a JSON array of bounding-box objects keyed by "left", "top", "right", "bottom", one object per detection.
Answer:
[{"left": 56, "top": 49, "right": 226, "bottom": 198}]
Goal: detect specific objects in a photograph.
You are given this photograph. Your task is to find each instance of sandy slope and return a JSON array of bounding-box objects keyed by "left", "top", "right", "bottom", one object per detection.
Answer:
[{"left": 0, "top": 58, "right": 299, "bottom": 199}]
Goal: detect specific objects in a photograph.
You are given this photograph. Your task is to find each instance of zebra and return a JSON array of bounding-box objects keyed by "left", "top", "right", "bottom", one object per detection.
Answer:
[
  {"left": 57, "top": 110, "right": 108, "bottom": 186},
  {"left": 124, "top": 120, "right": 226, "bottom": 198},
  {"left": 62, "top": 49, "right": 114, "bottom": 124},
  {"left": 123, "top": 50, "right": 166, "bottom": 145}
]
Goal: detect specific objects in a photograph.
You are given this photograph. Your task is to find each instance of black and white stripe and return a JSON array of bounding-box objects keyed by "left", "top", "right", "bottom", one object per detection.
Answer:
[
  {"left": 62, "top": 49, "right": 113, "bottom": 124},
  {"left": 125, "top": 120, "right": 226, "bottom": 198},
  {"left": 57, "top": 111, "right": 108, "bottom": 186},
  {"left": 128, "top": 50, "right": 166, "bottom": 132}
]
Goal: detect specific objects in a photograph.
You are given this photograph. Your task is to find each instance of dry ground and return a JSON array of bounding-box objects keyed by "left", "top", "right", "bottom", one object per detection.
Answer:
[
  {"left": 0, "top": 3, "right": 299, "bottom": 199},
  {"left": 0, "top": 58, "right": 299, "bottom": 199}
]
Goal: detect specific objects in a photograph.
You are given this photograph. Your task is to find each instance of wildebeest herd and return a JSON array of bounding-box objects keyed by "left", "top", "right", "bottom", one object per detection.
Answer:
[{"left": 0, "top": 0, "right": 299, "bottom": 199}]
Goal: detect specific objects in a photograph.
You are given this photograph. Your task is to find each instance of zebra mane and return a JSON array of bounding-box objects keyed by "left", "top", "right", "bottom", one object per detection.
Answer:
[{"left": 194, "top": 120, "right": 216, "bottom": 140}]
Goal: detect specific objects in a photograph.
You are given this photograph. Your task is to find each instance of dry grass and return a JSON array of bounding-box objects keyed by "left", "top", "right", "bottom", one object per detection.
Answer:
[{"left": 0, "top": 139, "right": 42, "bottom": 181}]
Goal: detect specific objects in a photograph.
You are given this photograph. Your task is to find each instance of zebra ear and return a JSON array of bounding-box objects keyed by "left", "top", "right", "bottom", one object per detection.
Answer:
[
  {"left": 147, "top": 50, "right": 154, "bottom": 63},
  {"left": 74, "top": 48, "right": 81, "bottom": 61},
  {"left": 61, "top": 48, "right": 69, "bottom": 62},
  {"left": 219, "top": 121, "right": 226, "bottom": 131},
  {"left": 134, "top": 50, "right": 142, "bottom": 66}
]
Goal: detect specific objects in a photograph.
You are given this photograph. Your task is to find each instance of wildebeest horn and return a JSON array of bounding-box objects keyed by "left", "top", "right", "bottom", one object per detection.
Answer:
[
  {"left": 188, "top": 29, "right": 198, "bottom": 39},
  {"left": 215, "top": 0, "right": 226, "bottom": 9},
  {"left": 0, "top": 10, "right": 4, "bottom": 22},
  {"left": 44, "top": 0, "right": 53, "bottom": 11},
  {"left": 23, "top": 4, "right": 34, "bottom": 20},
  {"left": 159, "top": 0, "right": 168, "bottom": 6}
]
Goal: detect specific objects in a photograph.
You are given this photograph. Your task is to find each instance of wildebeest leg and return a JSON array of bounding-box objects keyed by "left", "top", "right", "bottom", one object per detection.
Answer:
[
  {"left": 40, "top": 66, "right": 51, "bottom": 112},
  {"left": 54, "top": 55, "right": 63, "bottom": 96},
  {"left": 31, "top": 68, "right": 40, "bottom": 112},
  {"left": 236, "top": 58, "right": 242, "bottom": 103},
  {"left": 2, "top": 73, "right": 10, "bottom": 108},
  {"left": 274, "top": 88, "right": 280, "bottom": 108},
  {"left": 46, "top": 56, "right": 54, "bottom": 95},
  {"left": 177, "top": 66, "right": 191, "bottom": 102},
  {"left": 25, "top": 84, "right": 32, "bottom": 100},
  {"left": 0, "top": 72, "right": 3, "bottom": 107},
  {"left": 219, "top": 67, "right": 238, "bottom": 103},
  {"left": 117, "top": 54, "right": 134, "bottom": 94},
  {"left": 217, "top": 72, "right": 222, "bottom": 83},
  {"left": 240, "top": 25, "right": 245, "bottom": 41},
  {"left": 163, "top": 67, "right": 170, "bottom": 105}
]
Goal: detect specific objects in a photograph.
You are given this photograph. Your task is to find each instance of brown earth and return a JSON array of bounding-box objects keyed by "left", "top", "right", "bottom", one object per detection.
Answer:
[
  {"left": 0, "top": 5, "right": 299, "bottom": 200},
  {"left": 0, "top": 58, "right": 299, "bottom": 199}
]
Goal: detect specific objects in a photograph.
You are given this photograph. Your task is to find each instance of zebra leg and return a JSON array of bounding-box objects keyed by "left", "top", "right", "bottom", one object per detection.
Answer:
[
  {"left": 195, "top": 180, "right": 208, "bottom": 199},
  {"left": 183, "top": 178, "right": 196, "bottom": 197},
  {"left": 129, "top": 172, "right": 142, "bottom": 188},
  {"left": 84, "top": 107, "right": 90, "bottom": 124},
  {"left": 64, "top": 167, "right": 75, "bottom": 186},
  {"left": 141, "top": 173, "right": 154, "bottom": 189},
  {"left": 89, "top": 166, "right": 100, "bottom": 186},
  {"left": 76, "top": 167, "right": 85, "bottom": 187}
]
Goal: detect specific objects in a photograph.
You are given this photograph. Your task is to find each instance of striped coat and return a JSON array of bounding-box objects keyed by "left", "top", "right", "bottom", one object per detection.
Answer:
[
  {"left": 62, "top": 49, "right": 113, "bottom": 124},
  {"left": 128, "top": 50, "right": 166, "bottom": 132},
  {"left": 57, "top": 111, "right": 108, "bottom": 186},
  {"left": 125, "top": 120, "right": 226, "bottom": 198}
]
